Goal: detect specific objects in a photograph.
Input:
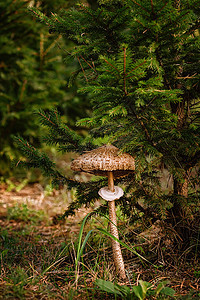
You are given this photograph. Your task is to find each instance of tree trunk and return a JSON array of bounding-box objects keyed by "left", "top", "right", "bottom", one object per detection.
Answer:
[
  {"left": 172, "top": 175, "right": 188, "bottom": 219},
  {"left": 170, "top": 174, "right": 191, "bottom": 246},
  {"left": 174, "top": 176, "right": 188, "bottom": 198}
]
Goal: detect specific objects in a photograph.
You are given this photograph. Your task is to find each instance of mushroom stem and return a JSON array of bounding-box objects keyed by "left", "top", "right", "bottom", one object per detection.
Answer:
[
  {"left": 108, "top": 171, "right": 115, "bottom": 192},
  {"left": 107, "top": 171, "right": 126, "bottom": 279}
]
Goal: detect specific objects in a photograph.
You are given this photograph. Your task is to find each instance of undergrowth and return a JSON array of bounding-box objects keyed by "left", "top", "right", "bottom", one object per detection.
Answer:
[{"left": 0, "top": 186, "right": 200, "bottom": 299}]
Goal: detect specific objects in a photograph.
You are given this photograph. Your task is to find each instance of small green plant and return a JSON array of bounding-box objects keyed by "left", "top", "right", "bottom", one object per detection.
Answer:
[
  {"left": 177, "top": 290, "right": 200, "bottom": 300},
  {"left": 7, "top": 203, "right": 46, "bottom": 224},
  {"left": 5, "top": 178, "right": 29, "bottom": 192},
  {"left": 7, "top": 266, "right": 28, "bottom": 299},
  {"left": 74, "top": 212, "right": 152, "bottom": 284},
  {"left": 74, "top": 214, "right": 176, "bottom": 298},
  {"left": 96, "top": 279, "right": 175, "bottom": 300},
  {"left": 194, "top": 270, "right": 200, "bottom": 278}
]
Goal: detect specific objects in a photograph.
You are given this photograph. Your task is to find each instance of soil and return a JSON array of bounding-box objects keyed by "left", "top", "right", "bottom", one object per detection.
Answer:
[{"left": 0, "top": 181, "right": 94, "bottom": 257}]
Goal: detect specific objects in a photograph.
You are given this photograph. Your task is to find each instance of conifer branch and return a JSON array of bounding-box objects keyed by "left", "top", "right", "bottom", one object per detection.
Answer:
[
  {"left": 77, "top": 56, "right": 88, "bottom": 82},
  {"left": 187, "top": 19, "right": 200, "bottom": 34},
  {"left": 150, "top": 0, "right": 154, "bottom": 14},
  {"left": 158, "top": 2, "right": 168, "bottom": 13},
  {"left": 126, "top": 60, "right": 147, "bottom": 78},
  {"left": 13, "top": 136, "right": 78, "bottom": 189},
  {"left": 36, "top": 109, "right": 86, "bottom": 152},
  {"left": 38, "top": 111, "right": 57, "bottom": 126},
  {"left": 80, "top": 55, "right": 97, "bottom": 73},
  {"left": 78, "top": 4, "right": 94, "bottom": 18},
  {"left": 131, "top": 0, "right": 150, "bottom": 14},
  {"left": 103, "top": 58, "right": 120, "bottom": 73},
  {"left": 123, "top": 47, "right": 127, "bottom": 95},
  {"left": 127, "top": 106, "right": 157, "bottom": 148}
]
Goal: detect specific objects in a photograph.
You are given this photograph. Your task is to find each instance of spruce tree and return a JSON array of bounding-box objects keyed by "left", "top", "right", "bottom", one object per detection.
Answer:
[{"left": 15, "top": 0, "right": 200, "bottom": 249}]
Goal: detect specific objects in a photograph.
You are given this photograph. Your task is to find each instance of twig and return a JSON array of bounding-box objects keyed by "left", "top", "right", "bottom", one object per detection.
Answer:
[{"left": 77, "top": 56, "right": 88, "bottom": 82}]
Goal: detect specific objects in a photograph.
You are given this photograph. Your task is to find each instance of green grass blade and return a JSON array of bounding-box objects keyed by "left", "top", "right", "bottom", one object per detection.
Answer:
[
  {"left": 75, "top": 229, "right": 94, "bottom": 268},
  {"left": 75, "top": 212, "right": 94, "bottom": 282},
  {"left": 96, "top": 227, "right": 154, "bottom": 265},
  {"left": 75, "top": 212, "right": 93, "bottom": 261}
]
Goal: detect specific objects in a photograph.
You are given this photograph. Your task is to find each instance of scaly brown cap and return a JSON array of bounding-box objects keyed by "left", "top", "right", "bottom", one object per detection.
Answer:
[{"left": 71, "top": 144, "right": 135, "bottom": 178}]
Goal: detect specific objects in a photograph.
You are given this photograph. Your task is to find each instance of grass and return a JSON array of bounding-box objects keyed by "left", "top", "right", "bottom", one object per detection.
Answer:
[{"left": 0, "top": 182, "right": 200, "bottom": 299}]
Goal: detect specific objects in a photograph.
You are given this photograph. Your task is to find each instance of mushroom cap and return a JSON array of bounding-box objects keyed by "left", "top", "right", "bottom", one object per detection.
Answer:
[{"left": 71, "top": 144, "right": 135, "bottom": 178}]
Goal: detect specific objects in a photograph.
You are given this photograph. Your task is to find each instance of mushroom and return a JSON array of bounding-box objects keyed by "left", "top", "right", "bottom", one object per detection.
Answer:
[{"left": 71, "top": 144, "right": 135, "bottom": 279}]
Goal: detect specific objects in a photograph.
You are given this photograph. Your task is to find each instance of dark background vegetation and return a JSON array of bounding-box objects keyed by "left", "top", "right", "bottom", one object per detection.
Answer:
[{"left": 0, "top": 0, "right": 91, "bottom": 177}]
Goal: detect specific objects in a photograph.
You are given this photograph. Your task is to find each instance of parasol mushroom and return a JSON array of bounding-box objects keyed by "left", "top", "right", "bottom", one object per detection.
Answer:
[{"left": 71, "top": 144, "right": 135, "bottom": 279}]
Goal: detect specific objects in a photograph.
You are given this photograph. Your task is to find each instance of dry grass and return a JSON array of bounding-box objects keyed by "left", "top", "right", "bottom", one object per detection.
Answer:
[{"left": 0, "top": 180, "right": 200, "bottom": 299}]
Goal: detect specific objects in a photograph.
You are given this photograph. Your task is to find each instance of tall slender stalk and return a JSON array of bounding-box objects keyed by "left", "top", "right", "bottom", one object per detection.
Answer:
[{"left": 107, "top": 171, "right": 126, "bottom": 280}]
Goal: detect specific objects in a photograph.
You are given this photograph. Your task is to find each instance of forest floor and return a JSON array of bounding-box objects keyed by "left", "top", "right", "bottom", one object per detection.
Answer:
[{"left": 0, "top": 180, "right": 200, "bottom": 299}]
